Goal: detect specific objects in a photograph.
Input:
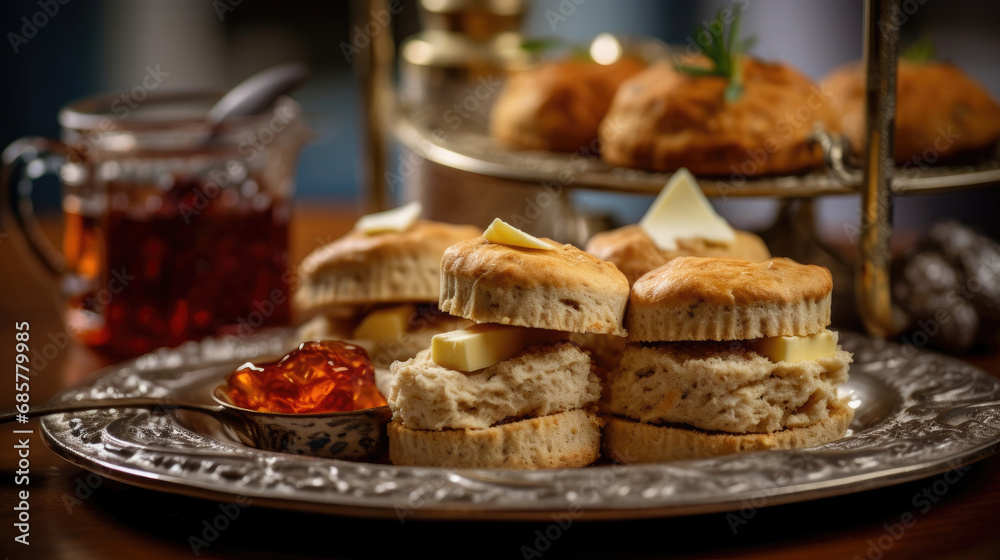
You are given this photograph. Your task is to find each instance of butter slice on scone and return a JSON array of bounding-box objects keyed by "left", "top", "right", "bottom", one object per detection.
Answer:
[{"left": 586, "top": 170, "right": 770, "bottom": 286}]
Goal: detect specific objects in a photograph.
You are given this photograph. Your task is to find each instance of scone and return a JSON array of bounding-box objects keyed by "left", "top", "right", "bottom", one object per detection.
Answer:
[
  {"left": 388, "top": 219, "right": 630, "bottom": 469},
  {"left": 602, "top": 256, "right": 853, "bottom": 463},
  {"left": 438, "top": 237, "right": 629, "bottom": 337},
  {"left": 588, "top": 226, "right": 770, "bottom": 285},
  {"left": 599, "top": 57, "right": 838, "bottom": 175},
  {"left": 294, "top": 202, "right": 480, "bottom": 395},
  {"left": 586, "top": 168, "right": 770, "bottom": 286},
  {"left": 490, "top": 57, "right": 645, "bottom": 152},
  {"left": 823, "top": 60, "right": 1000, "bottom": 164}
]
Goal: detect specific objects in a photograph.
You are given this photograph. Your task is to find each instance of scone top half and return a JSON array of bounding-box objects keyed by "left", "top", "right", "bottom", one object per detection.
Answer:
[
  {"left": 295, "top": 220, "right": 481, "bottom": 310},
  {"left": 627, "top": 256, "right": 832, "bottom": 342},
  {"left": 439, "top": 236, "right": 630, "bottom": 337}
]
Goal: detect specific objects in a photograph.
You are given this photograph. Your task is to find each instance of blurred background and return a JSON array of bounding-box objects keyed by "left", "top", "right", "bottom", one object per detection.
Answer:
[{"left": 2, "top": 0, "right": 999, "bottom": 243}]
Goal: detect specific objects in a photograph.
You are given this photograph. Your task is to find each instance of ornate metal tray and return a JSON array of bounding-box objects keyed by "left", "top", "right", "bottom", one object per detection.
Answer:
[
  {"left": 41, "top": 331, "right": 1000, "bottom": 521},
  {"left": 395, "top": 108, "right": 1000, "bottom": 198}
]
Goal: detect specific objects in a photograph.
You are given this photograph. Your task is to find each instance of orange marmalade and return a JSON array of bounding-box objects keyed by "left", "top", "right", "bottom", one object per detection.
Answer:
[{"left": 224, "top": 341, "right": 387, "bottom": 413}]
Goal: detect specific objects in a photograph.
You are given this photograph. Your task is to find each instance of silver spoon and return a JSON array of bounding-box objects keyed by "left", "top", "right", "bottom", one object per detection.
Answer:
[
  {"left": 0, "top": 397, "right": 223, "bottom": 421},
  {"left": 1, "top": 390, "right": 391, "bottom": 461},
  {"left": 202, "top": 62, "right": 310, "bottom": 143}
]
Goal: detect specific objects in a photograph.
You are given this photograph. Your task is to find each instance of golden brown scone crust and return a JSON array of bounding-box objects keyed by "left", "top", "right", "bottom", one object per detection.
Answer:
[
  {"left": 440, "top": 237, "right": 630, "bottom": 335},
  {"left": 388, "top": 409, "right": 603, "bottom": 469},
  {"left": 633, "top": 256, "right": 832, "bottom": 306},
  {"left": 295, "top": 220, "right": 481, "bottom": 309},
  {"left": 491, "top": 57, "right": 645, "bottom": 152},
  {"left": 823, "top": 60, "right": 1000, "bottom": 163},
  {"left": 601, "top": 399, "right": 853, "bottom": 463},
  {"left": 600, "top": 57, "right": 838, "bottom": 175},
  {"left": 586, "top": 225, "right": 771, "bottom": 285},
  {"left": 627, "top": 257, "right": 832, "bottom": 341}
]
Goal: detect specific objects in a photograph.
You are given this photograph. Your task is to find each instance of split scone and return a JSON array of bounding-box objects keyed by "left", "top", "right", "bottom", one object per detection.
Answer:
[
  {"left": 599, "top": 57, "right": 838, "bottom": 175},
  {"left": 584, "top": 169, "right": 769, "bottom": 371},
  {"left": 491, "top": 56, "right": 645, "bottom": 152},
  {"left": 388, "top": 219, "right": 630, "bottom": 469},
  {"left": 602, "top": 256, "right": 853, "bottom": 463},
  {"left": 586, "top": 169, "right": 770, "bottom": 286},
  {"left": 293, "top": 202, "right": 480, "bottom": 395},
  {"left": 822, "top": 60, "right": 1000, "bottom": 164}
]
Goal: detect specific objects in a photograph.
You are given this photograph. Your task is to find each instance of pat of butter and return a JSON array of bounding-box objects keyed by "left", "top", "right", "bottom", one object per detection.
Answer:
[
  {"left": 353, "top": 304, "right": 415, "bottom": 343},
  {"left": 431, "top": 323, "right": 534, "bottom": 372},
  {"left": 356, "top": 201, "right": 422, "bottom": 235},
  {"left": 752, "top": 330, "right": 838, "bottom": 363},
  {"left": 638, "top": 168, "right": 735, "bottom": 251},
  {"left": 483, "top": 218, "right": 554, "bottom": 250}
]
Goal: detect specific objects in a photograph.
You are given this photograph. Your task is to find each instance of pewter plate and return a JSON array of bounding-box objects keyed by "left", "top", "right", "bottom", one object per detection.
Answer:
[{"left": 40, "top": 331, "right": 1000, "bottom": 521}]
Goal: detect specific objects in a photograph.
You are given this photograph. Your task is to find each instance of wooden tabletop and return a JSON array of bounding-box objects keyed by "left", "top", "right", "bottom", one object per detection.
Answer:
[{"left": 2, "top": 204, "right": 1000, "bottom": 560}]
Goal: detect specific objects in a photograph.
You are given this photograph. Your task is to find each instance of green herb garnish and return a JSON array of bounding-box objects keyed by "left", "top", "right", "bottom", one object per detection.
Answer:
[
  {"left": 520, "top": 38, "right": 570, "bottom": 54},
  {"left": 519, "top": 38, "right": 591, "bottom": 60},
  {"left": 902, "top": 37, "right": 937, "bottom": 64},
  {"left": 675, "top": 7, "right": 755, "bottom": 102}
]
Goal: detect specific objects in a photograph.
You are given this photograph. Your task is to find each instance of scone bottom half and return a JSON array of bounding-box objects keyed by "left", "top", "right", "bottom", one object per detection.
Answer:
[
  {"left": 601, "top": 339, "right": 854, "bottom": 463},
  {"left": 387, "top": 340, "right": 604, "bottom": 469}
]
